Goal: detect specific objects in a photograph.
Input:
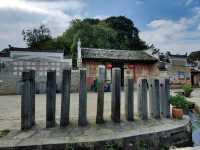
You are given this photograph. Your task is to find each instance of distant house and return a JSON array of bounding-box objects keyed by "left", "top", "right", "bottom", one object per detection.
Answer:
[
  {"left": 188, "top": 51, "right": 200, "bottom": 87},
  {"left": 0, "top": 46, "right": 72, "bottom": 94},
  {"left": 77, "top": 41, "right": 159, "bottom": 90},
  {"left": 165, "top": 52, "right": 191, "bottom": 88}
]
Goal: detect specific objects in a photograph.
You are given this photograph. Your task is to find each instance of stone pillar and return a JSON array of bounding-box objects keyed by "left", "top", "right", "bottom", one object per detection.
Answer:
[
  {"left": 149, "top": 79, "right": 160, "bottom": 119},
  {"left": 46, "top": 71, "right": 56, "bottom": 128},
  {"left": 96, "top": 65, "right": 105, "bottom": 124},
  {"left": 111, "top": 68, "right": 121, "bottom": 123},
  {"left": 160, "top": 79, "right": 165, "bottom": 117},
  {"left": 30, "top": 70, "right": 36, "bottom": 126},
  {"left": 60, "top": 69, "right": 71, "bottom": 127},
  {"left": 163, "top": 79, "right": 170, "bottom": 118},
  {"left": 78, "top": 68, "right": 87, "bottom": 126},
  {"left": 125, "top": 74, "right": 134, "bottom": 121},
  {"left": 137, "top": 78, "right": 148, "bottom": 120},
  {"left": 21, "top": 71, "right": 32, "bottom": 130}
]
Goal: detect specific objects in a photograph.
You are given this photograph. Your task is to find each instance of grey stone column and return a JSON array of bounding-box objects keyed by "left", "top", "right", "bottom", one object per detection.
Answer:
[
  {"left": 160, "top": 79, "right": 165, "bottom": 117},
  {"left": 111, "top": 68, "right": 121, "bottom": 123},
  {"left": 163, "top": 79, "right": 170, "bottom": 118},
  {"left": 21, "top": 71, "right": 32, "bottom": 130},
  {"left": 46, "top": 71, "right": 56, "bottom": 128},
  {"left": 78, "top": 68, "right": 87, "bottom": 126},
  {"left": 30, "top": 70, "right": 36, "bottom": 126},
  {"left": 149, "top": 78, "right": 160, "bottom": 119},
  {"left": 96, "top": 65, "right": 105, "bottom": 124},
  {"left": 137, "top": 78, "right": 148, "bottom": 120},
  {"left": 125, "top": 74, "right": 134, "bottom": 121},
  {"left": 60, "top": 69, "right": 71, "bottom": 127}
]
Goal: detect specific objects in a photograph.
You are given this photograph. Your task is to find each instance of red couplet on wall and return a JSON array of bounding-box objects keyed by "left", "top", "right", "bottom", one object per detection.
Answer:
[{"left": 106, "top": 64, "right": 112, "bottom": 69}]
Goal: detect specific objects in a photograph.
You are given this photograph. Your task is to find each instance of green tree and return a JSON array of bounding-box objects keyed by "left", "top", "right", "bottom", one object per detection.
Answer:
[
  {"left": 104, "top": 16, "right": 148, "bottom": 50},
  {"left": 22, "top": 24, "right": 53, "bottom": 49},
  {"left": 22, "top": 16, "right": 149, "bottom": 56}
]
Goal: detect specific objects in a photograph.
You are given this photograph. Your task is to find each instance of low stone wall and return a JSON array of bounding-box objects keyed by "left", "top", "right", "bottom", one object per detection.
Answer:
[
  {"left": 0, "top": 77, "right": 18, "bottom": 95},
  {"left": 0, "top": 117, "right": 192, "bottom": 150},
  {"left": 0, "top": 70, "right": 80, "bottom": 95}
]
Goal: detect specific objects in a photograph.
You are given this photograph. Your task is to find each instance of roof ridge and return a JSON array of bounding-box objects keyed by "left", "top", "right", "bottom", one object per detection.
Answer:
[{"left": 81, "top": 47, "right": 146, "bottom": 53}]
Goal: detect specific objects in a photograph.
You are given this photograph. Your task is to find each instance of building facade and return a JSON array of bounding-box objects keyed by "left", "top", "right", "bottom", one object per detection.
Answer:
[
  {"left": 0, "top": 47, "right": 72, "bottom": 94},
  {"left": 162, "top": 52, "right": 191, "bottom": 88},
  {"left": 77, "top": 42, "right": 159, "bottom": 90}
]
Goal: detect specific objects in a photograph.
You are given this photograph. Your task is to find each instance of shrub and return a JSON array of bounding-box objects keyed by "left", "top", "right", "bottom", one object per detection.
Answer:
[
  {"left": 170, "top": 95, "right": 191, "bottom": 110},
  {"left": 183, "top": 84, "right": 193, "bottom": 97}
]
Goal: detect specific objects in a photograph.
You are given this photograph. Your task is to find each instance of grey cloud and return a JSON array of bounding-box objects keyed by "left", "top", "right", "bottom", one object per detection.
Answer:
[{"left": 0, "top": 0, "right": 85, "bottom": 49}]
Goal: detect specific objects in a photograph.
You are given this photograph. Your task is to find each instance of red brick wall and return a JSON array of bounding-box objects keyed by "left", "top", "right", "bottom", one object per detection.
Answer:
[{"left": 82, "top": 61, "right": 159, "bottom": 90}]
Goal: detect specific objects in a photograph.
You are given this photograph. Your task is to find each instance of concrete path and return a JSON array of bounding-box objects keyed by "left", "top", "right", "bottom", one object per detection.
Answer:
[
  {"left": 188, "top": 111, "right": 200, "bottom": 146},
  {"left": 183, "top": 89, "right": 200, "bottom": 147}
]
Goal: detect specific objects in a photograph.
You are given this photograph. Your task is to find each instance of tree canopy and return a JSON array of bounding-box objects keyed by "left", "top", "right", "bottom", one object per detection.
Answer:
[
  {"left": 22, "top": 16, "right": 149, "bottom": 55},
  {"left": 22, "top": 25, "right": 55, "bottom": 49}
]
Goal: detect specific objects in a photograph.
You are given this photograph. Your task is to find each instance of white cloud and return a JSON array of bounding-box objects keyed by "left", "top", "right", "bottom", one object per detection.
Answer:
[
  {"left": 140, "top": 8, "right": 200, "bottom": 54},
  {"left": 0, "top": 0, "right": 85, "bottom": 49}
]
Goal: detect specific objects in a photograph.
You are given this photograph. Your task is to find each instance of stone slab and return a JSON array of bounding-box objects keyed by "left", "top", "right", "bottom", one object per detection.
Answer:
[{"left": 0, "top": 116, "right": 191, "bottom": 149}]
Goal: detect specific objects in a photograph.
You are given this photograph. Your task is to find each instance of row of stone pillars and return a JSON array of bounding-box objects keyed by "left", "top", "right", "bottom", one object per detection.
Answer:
[{"left": 21, "top": 66, "right": 170, "bottom": 130}]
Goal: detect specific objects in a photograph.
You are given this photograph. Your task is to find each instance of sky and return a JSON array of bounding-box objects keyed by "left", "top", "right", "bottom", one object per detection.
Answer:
[{"left": 0, "top": 0, "right": 200, "bottom": 54}]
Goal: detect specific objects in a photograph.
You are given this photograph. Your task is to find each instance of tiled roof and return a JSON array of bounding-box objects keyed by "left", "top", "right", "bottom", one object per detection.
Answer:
[
  {"left": 0, "top": 48, "right": 10, "bottom": 57},
  {"left": 81, "top": 48, "right": 158, "bottom": 62},
  {"left": 167, "top": 52, "right": 187, "bottom": 58},
  {"left": 9, "top": 47, "right": 64, "bottom": 53}
]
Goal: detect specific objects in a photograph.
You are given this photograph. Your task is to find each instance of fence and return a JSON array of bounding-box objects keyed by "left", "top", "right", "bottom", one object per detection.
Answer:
[{"left": 20, "top": 65, "right": 170, "bottom": 130}]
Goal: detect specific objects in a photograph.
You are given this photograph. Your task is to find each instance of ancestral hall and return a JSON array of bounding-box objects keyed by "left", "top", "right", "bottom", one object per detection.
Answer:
[{"left": 77, "top": 40, "right": 159, "bottom": 90}]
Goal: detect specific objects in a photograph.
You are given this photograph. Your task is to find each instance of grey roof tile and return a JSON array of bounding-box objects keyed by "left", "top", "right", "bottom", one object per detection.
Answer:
[{"left": 81, "top": 48, "right": 158, "bottom": 62}]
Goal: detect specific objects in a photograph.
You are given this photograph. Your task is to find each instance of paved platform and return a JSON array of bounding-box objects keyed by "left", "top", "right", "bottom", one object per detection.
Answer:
[
  {"left": 0, "top": 92, "right": 140, "bottom": 130},
  {"left": 0, "top": 116, "right": 191, "bottom": 149}
]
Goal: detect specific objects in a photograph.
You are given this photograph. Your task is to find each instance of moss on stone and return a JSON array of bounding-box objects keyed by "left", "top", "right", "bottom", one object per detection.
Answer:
[{"left": 0, "top": 129, "right": 10, "bottom": 138}]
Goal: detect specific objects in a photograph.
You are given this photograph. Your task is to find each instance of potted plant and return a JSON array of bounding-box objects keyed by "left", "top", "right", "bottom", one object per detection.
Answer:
[
  {"left": 183, "top": 84, "right": 193, "bottom": 97},
  {"left": 170, "top": 95, "right": 188, "bottom": 119}
]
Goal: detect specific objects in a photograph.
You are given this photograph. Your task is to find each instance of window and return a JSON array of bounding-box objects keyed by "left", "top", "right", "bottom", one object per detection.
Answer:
[
  {"left": 14, "top": 67, "right": 17, "bottom": 70},
  {"left": 13, "top": 72, "right": 17, "bottom": 76},
  {"left": 177, "top": 71, "right": 185, "bottom": 79},
  {"left": 56, "top": 72, "right": 60, "bottom": 76}
]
